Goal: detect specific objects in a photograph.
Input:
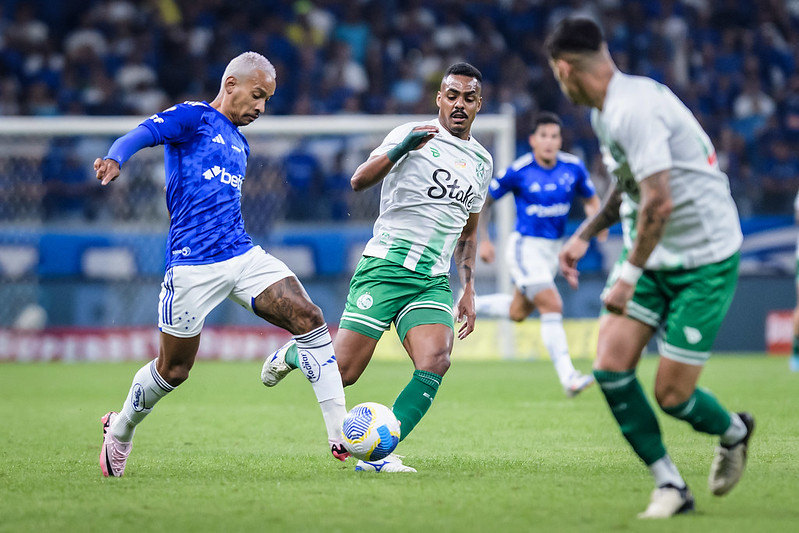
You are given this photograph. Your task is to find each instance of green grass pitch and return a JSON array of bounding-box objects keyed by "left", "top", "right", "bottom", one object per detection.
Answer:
[{"left": 1, "top": 355, "right": 797, "bottom": 532}]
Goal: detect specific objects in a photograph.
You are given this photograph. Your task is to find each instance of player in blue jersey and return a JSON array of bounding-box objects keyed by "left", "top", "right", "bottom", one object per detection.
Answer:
[
  {"left": 94, "top": 52, "right": 349, "bottom": 477},
  {"left": 475, "top": 112, "right": 603, "bottom": 397}
]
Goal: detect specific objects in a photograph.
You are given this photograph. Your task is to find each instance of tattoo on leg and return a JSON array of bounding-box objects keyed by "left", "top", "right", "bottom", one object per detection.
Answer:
[{"left": 253, "top": 277, "right": 323, "bottom": 334}]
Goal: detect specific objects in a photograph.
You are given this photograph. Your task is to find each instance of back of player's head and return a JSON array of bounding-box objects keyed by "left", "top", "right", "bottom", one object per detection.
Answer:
[
  {"left": 545, "top": 17, "right": 605, "bottom": 59},
  {"left": 222, "top": 52, "right": 276, "bottom": 87},
  {"left": 444, "top": 62, "right": 482, "bottom": 83},
  {"left": 533, "top": 111, "right": 563, "bottom": 133}
]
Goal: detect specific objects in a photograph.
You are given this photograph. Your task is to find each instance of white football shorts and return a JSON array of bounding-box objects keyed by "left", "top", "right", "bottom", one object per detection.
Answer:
[
  {"left": 504, "top": 232, "right": 562, "bottom": 295},
  {"left": 158, "top": 245, "right": 295, "bottom": 337}
]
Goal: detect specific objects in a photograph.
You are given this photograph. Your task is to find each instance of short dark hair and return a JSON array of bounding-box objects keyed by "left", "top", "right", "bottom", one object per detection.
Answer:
[
  {"left": 545, "top": 17, "right": 604, "bottom": 59},
  {"left": 532, "top": 111, "right": 563, "bottom": 133},
  {"left": 444, "top": 62, "right": 482, "bottom": 83}
]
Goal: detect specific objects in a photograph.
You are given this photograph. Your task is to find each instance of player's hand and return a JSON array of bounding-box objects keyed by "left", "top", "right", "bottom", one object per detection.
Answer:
[
  {"left": 387, "top": 126, "right": 438, "bottom": 162},
  {"left": 94, "top": 158, "right": 121, "bottom": 186},
  {"left": 602, "top": 279, "right": 635, "bottom": 315},
  {"left": 478, "top": 240, "right": 495, "bottom": 263},
  {"left": 456, "top": 285, "right": 476, "bottom": 340},
  {"left": 596, "top": 228, "right": 609, "bottom": 243},
  {"left": 559, "top": 236, "right": 589, "bottom": 289}
]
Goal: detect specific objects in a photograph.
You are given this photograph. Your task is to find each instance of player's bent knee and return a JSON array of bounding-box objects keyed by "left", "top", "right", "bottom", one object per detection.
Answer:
[
  {"left": 509, "top": 311, "right": 527, "bottom": 322},
  {"left": 161, "top": 365, "right": 191, "bottom": 387},
  {"left": 418, "top": 349, "right": 451, "bottom": 376},
  {"left": 292, "top": 302, "right": 325, "bottom": 334},
  {"left": 654, "top": 384, "right": 693, "bottom": 410},
  {"left": 338, "top": 361, "right": 363, "bottom": 387}
]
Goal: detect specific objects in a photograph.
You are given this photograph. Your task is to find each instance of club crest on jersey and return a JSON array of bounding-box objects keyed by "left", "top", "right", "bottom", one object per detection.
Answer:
[
  {"left": 357, "top": 292, "right": 373, "bottom": 310},
  {"left": 476, "top": 161, "right": 486, "bottom": 181},
  {"left": 427, "top": 168, "right": 476, "bottom": 209}
]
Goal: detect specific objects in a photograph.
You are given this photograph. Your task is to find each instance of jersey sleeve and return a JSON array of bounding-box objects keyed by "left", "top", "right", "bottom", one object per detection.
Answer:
[
  {"left": 573, "top": 159, "right": 597, "bottom": 199},
  {"left": 614, "top": 97, "right": 672, "bottom": 182},
  {"left": 139, "top": 103, "right": 204, "bottom": 145},
  {"left": 488, "top": 164, "right": 516, "bottom": 201}
]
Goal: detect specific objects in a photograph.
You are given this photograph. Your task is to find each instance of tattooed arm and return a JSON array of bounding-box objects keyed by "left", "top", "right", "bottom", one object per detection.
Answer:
[
  {"left": 559, "top": 181, "right": 623, "bottom": 289},
  {"left": 454, "top": 212, "right": 479, "bottom": 340},
  {"left": 575, "top": 181, "right": 623, "bottom": 242},
  {"left": 601, "top": 169, "right": 673, "bottom": 314},
  {"left": 626, "top": 169, "right": 673, "bottom": 268}
]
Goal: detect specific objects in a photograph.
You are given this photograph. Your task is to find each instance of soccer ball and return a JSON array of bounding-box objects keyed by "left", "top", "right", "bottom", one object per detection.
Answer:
[{"left": 341, "top": 402, "right": 400, "bottom": 461}]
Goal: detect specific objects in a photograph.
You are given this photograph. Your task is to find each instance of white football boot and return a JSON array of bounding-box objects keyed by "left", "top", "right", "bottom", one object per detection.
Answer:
[
  {"left": 563, "top": 371, "right": 595, "bottom": 398},
  {"left": 261, "top": 340, "right": 296, "bottom": 387},
  {"left": 709, "top": 412, "right": 755, "bottom": 496},
  {"left": 637, "top": 484, "right": 694, "bottom": 519},
  {"left": 355, "top": 454, "right": 417, "bottom": 473}
]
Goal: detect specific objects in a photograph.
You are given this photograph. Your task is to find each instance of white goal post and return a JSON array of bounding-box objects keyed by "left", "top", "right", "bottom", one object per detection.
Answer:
[{"left": 0, "top": 112, "right": 518, "bottom": 357}]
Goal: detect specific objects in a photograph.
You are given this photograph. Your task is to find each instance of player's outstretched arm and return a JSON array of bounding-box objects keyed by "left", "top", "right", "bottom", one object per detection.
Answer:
[
  {"left": 602, "top": 170, "right": 672, "bottom": 314},
  {"left": 351, "top": 125, "right": 438, "bottom": 192},
  {"left": 560, "top": 184, "right": 622, "bottom": 289},
  {"left": 454, "top": 212, "right": 479, "bottom": 340},
  {"left": 95, "top": 125, "right": 157, "bottom": 186},
  {"left": 581, "top": 195, "right": 608, "bottom": 242}
]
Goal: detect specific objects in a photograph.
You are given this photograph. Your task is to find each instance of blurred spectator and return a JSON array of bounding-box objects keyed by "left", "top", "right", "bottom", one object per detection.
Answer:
[
  {"left": 732, "top": 77, "right": 776, "bottom": 141},
  {"left": 283, "top": 144, "right": 322, "bottom": 221},
  {"left": 0, "top": 0, "right": 796, "bottom": 222},
  {"left": 757, "top": 139, "right": 799, "bottom": 214},
  {"left": 41, "top": 137, "right": 96, "bottom": 221},
  {"left": 0, "top": 78, "right": 21, "bottom": 115}
]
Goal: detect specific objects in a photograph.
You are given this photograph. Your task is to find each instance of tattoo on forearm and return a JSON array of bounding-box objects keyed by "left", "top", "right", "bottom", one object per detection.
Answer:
[
  {"left": 454, "top": 240, "right": 476, "bottom": 284},
  {"left": 629, "top": 171, "right": 671, "bottom": 265},
  {"left": 578, "top": 190, "right": 621, "bottom": 240}
]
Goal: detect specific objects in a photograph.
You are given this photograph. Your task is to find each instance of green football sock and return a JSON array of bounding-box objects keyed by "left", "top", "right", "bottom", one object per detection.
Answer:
[
  {"left": 793, "top": 336, "right": 799, "bottom": 357},
  {"left": 284, "top": 342, "right": 299, "bottom": 369},
  {"left": 661, "top": 387, "right": 731, "bottom": 436},
  {"left": 594, "top": 369, "right": 666, "bottom": 466},
  {"left": 392, "top": 369, "right": 442, "bottom": 441}
]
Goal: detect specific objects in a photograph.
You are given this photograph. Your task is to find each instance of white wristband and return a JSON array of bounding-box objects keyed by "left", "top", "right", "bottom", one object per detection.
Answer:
[{"left": 619, "top": 260, "right": 643, "bottom": 285}]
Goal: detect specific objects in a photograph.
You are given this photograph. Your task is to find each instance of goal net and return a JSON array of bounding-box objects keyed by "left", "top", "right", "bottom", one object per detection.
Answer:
[{"left": 0, "top": 112, "right": 531, "bottom": 360}]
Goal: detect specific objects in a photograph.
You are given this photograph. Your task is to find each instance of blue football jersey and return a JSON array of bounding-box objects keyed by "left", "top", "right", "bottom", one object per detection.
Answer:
[
  {"left": 140, "top": 101, "right": 253, "bottom": 269},
  {"left": 488, "top": 151, "right": 596, "bottom": 239}
]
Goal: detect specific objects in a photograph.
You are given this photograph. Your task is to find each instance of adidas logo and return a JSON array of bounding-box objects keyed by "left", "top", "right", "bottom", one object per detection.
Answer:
[{"left": 212, "top": 134, "right": 225, "bottom": 145}]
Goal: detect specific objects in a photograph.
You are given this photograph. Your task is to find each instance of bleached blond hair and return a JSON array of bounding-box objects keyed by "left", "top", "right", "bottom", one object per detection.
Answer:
[{"left": 220, "top": 51, "right": 276, "bottom": 89}]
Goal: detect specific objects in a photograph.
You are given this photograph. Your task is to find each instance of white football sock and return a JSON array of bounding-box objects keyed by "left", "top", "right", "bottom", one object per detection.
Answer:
[
  {"left": 540, "top": 313, "right": 576, "bottom": 385},
  {"left": 474, "top": 293, "right": 513, "bottom": 318},
  {"left": 720, "top": 412, "right": 747, "bottom": 445},
  {"left": 320, "top": 397, "right": 347, "bottom": 444},
  {"left": 294, "top": 325, "right": 347, "bottom": 442},
  {"left": 649, "top": 455, "right": 686, "bottom": 489},
  {"left": 110, "top": 359, "right": 174, "bottom": 442}
]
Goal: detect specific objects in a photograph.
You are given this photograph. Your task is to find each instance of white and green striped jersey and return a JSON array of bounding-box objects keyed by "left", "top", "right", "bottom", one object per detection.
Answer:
[
  {"left": 362, "top": 118, "right": 493, "bottom": 276},
  {"left": 591, "top": 72, "right": 742, "bottom": 270}
]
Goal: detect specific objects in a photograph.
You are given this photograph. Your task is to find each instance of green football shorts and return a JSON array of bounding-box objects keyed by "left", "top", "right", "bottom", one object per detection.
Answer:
[
  {"left": 606, "top": 252, "right": 739, "bottom": 366},
  {"left": 339, "top": 256, "right": 455, "bottom": 342}
]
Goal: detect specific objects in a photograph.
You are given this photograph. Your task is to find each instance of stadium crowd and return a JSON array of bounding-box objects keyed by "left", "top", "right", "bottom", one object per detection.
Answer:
[{"left": 1, "top": 0, "right": 799, "bottom": 222}]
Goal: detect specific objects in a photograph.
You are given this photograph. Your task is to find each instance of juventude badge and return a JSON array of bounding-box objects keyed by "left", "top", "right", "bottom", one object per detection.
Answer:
[{"left": 356, "top": 292, "right": 373, "bottom": 310}]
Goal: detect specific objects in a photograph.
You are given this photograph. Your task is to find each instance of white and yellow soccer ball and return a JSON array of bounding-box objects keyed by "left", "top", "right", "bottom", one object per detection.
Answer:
[{"left": 341, "top": 402, "right": 400, "bottom": 461}]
